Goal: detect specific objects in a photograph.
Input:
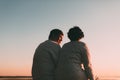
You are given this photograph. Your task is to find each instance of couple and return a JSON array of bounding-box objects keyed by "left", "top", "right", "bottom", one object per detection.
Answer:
[{"left": 32, "top": 26, "right": 94, "bottom": 80}]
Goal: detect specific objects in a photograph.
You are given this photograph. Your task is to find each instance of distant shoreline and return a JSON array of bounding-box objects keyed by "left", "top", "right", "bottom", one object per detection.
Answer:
[
  {"left": 0, "top": 76, "right": 120, "bottom": 80},
  {"left": 0, "top": 76, "right": 32, "bottom": 78}
]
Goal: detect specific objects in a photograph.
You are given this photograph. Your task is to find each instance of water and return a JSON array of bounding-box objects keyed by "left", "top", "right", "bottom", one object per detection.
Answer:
[
  {"left": 0, "top": 76, "right": 32, "bottom": 80},
  {"left": 0, "top": 77, "right": 120, "bottom": 80},
  {"left": 0, "top": 78, "right": 32, "bottom": 80},
  {"left": 99, "top": 76, "right": 120, "bottom": 80}
]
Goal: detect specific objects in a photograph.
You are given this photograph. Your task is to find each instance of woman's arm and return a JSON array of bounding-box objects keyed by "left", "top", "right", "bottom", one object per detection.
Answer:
[{"left": 81, "top": 43, "right": 94, "bottom": 80}]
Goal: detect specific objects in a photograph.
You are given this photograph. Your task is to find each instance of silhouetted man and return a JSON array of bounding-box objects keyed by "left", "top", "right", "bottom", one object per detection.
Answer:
[{"left": 32, "top": 29, "right": 63, "bottom": 80}]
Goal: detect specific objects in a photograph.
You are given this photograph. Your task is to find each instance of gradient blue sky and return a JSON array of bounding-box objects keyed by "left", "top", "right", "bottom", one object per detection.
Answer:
[{"left": 0, "top": 0, "right": 120, "bottom": 77}]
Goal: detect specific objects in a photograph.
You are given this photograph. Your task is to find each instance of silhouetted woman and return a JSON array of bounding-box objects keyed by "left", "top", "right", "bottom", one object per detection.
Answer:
[{"left": 55, "top": 26, "right": 94, "bottom": 80}]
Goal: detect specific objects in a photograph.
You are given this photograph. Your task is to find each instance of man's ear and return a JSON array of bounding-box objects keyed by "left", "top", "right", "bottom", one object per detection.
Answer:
[{"left": 58, "top": 35, "right": 63, "bottom": 44}]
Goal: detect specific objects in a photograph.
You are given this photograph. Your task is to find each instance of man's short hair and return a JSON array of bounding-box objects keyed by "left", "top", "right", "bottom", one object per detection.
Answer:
[{"left": 48, "top": 29, "right": 63, "bottom": 41}]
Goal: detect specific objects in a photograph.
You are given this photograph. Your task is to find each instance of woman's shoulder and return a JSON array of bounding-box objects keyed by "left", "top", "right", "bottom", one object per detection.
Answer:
[
  {"left": 78, "top": 41, "right": 86, "bottom": 45},
  {"left": 62, "top": 42, "right": 70, "bottom": 46},
  {"left": 63, "top": 41, "right": 86, "bottom": 47}
]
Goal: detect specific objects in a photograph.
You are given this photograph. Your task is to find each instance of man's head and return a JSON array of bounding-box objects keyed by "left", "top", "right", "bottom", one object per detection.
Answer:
[{"left": 48, "top": 29, "right": 63, "bottom": 44}]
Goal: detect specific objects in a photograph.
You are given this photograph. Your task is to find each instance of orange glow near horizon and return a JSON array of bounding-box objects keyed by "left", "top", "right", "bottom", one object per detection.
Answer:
[
  {"left": 0, "top": 66, "right": 31, "bottom": 76},
  {"left": 0, "top": 65, "right": 120, "bottom": 77}
]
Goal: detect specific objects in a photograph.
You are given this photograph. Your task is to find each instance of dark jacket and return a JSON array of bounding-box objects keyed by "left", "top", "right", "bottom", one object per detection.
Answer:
[{"left": 32, "top": 40, "right": 61, "bottom": 80}]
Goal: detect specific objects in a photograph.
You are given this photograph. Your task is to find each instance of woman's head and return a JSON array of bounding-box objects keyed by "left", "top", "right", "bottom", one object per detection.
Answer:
[{"left": 67, "top": 26, "right": 84, "bottom": 41}]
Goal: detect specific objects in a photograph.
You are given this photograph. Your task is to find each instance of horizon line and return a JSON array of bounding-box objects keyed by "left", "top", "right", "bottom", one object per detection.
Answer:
[
  {"left": 0, "top": 76, "right": 32, "bottom": 78},
  {"left": 0, "top": 75, "right": 120, "bottom": 77}
]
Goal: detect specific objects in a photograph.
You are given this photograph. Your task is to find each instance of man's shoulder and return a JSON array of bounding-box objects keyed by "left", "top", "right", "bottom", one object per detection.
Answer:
[
  {"left": 38, "top": 40, "right": 60, "bottom": 48},
  {"left": 39, "top": 40, "right": 51, "bottom": 45}
]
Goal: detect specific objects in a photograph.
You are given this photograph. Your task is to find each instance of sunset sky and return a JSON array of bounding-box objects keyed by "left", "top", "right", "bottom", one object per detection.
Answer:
[{"left": 0, "top": 0, "right": 120, "bottom": 77}]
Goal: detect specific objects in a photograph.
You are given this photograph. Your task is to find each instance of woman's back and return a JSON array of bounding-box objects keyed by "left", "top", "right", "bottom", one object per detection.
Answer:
[{"left": 55, "top": 41, "right": 88, "bottom": 80}]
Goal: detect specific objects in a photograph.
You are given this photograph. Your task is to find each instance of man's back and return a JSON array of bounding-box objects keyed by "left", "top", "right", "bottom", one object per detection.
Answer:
[{"left": 32, "top": 40, "right": 61, "bottom": 80}]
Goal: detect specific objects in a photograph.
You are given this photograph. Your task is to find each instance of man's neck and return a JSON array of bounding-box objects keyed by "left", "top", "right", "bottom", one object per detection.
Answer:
[{"left": 51, "top": 40, "right": 59, "bottom": 45}]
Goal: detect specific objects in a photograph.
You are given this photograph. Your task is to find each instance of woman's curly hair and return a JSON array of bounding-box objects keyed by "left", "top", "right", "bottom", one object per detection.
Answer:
[{"left": 68, "top": 26, "right": 84, "bottom": 41}]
